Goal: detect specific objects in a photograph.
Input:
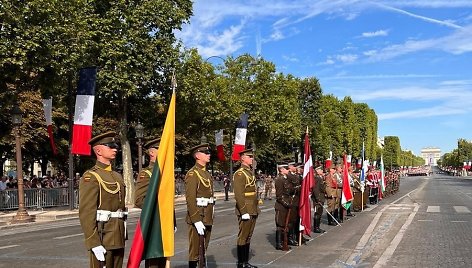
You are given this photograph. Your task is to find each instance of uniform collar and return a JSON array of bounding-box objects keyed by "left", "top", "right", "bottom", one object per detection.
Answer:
[
  {"left": 96, "top": 160, "right": 112, "bottom": 171},
  {"left": 241, "top": 164, "right": 251, "bottom": 170},
  {"left": 195, "top": 163, "right": 206, "bottom": 171}
]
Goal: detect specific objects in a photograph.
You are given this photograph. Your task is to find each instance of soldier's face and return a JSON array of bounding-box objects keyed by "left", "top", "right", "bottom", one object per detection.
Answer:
[
  {"left": 95, "top": 144, "right": 117, "bottom": 160},
  {"left": 241, "top": 155, "right": 253, "bottom": 166},
  {"left": 195, "top": 151, "right": 211, "bottom": 164}
]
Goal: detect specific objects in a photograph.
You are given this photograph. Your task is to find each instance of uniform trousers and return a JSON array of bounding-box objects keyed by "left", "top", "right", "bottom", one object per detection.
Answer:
[
  {"left": 89, "top": 248, "right": 124, "bottom": 268},
  {"left": 237, "top": 216, "right": 257, "bottom": 245},
  {"left": 188, "top": 224, "right": 212, "bottom": 261}
]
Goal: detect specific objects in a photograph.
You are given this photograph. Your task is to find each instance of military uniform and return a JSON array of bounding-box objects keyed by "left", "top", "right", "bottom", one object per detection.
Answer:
[
  {"left": 185, "top": 144, "right": 214, "bottom": 268},
  {"left": 134, "top": 138, "right": 170, "bottom": 268},
  {"left": 311, "top": 166, "right": 326, "bottom": 233},
  {"left": 263, "top": 175, "right": 273, "bottom": 200},
  {"left": 325, "top": 168, "right": 339, "bottom": 226},
  {"left": 233, "top": 149, "right": 260, "bottom": 268},
  {"left": 79, "top": 132, "right": 126, "bottom": 268},
  {"left": 274, "top": 164, "right": 294, "bottom": 250}
]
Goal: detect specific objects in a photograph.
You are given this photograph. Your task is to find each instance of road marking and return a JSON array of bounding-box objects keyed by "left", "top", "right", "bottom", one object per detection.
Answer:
[
  {"left": 417, "top": 219, "right": 433, "bottom": 222},
  {"left": 388, "top": 207, "right": 411, "bottom": 210},
  {"left": 453, "top": 206, "right": 471, "bottom": 213},
  {"left": 373, "top": 204, "right": 419, "bottom": 268},
  {"left": 426, "top": 206, "right": 440, "bottom": 213},
  {"left": 53, "top": 233, "right": 83, "bottom": 240},
  {"left": 451, "top": 220, "right": 468, "bottom": 223},
  {"left": 0, "top": 245, "right": 19, "bottom": 250}
]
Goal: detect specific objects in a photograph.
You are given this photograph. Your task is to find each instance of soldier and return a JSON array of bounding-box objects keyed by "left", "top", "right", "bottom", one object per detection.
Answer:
[
  {"left": 79, "top": 131, "right": 127, "bottom": 268},
  {"left": 223, "top": 175, "right": 231, "bottom": 201},
  {"left": 233, "top": 148, "right": 260, "bottom": 268},
  {"left": 346, "top": 166, "right": 356, "bottom": 217},
  {"left": 184, "top": 143, "right": 215, "bottom": 268},
  {"left": 335, "top": 164, "right": 344, "bottom": 223},
  {"left": 325, "top": 166, "right": 339, "bottom": 226},
  {"left": 134, "top": 138, "right": 171, "bottom": 268},
  {"left": 311, "top": 166, "right": 326, "bottom": 233},
  {"left": 286, "top": 162, "right": 301, "bottom": 246},
  {"left": 263, "top": 174, "right": 273, "bottom": 200},
  {"left": 274, "top": 162, "right": 292, "bottom": 250}
]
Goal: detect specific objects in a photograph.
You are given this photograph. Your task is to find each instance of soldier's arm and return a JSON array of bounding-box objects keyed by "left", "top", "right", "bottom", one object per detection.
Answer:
[
  {"left": 233, "top": 171, "right": 247, "bottom": 214},
  {"left": 185, "top": 171, "right": 201, "bottom": 223},
  {"left": 78, "top": 172, "right": 101, "bottom": 250},
  {"left": 134, "top": 170, "right": 150, "bottom": 209}
]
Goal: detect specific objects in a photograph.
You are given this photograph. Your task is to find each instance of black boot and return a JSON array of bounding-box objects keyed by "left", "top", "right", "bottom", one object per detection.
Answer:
[
  {"left": 188, "top": 261, "right": 198, "bottom": 268},
  {"left": 237, "top": 245, "right": 245, "bottom": 268},
  {"left": 245, "top": 244, "right": 258, "bottom": 268},
  {"left": 327, "top": 212, "right": 334, "bottom": 226},
  {"left": 339, "top": 208, "right": 344, "bottom": 223},
  {"left": 288, "top": 228, "right": 299, "bottom": 246},
  {"left": 313, "top": 215, "right": 325, "bottom": 233},
  {"left": 275, "top": 230, "right": 283, "bottom": 250}
]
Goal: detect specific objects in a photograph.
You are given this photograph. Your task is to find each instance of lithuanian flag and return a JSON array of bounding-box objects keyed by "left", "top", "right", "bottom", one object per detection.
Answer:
[{"left": 127, "top": 90, "right": 175, "bottom": 268}]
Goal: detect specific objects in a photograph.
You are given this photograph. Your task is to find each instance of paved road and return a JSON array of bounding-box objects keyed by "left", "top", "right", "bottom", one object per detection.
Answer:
[{"left": 1, "top": 172, "right": 472, "bottom": 267}]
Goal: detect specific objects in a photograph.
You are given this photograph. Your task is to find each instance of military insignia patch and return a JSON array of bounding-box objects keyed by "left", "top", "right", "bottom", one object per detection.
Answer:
[{"left": 84, "top": 176, "right": 91, "bottom": 182}]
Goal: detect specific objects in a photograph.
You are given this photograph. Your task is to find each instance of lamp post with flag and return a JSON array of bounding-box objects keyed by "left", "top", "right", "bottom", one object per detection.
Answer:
[{"left": 11, "top": 104, "right": 32, "bottom": 223}]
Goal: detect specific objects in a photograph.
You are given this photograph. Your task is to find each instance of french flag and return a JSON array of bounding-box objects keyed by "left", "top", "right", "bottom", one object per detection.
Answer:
[
  {"left": 347, "top": 154, "right": 352, "bottom": 168},
  {"left": 325, "top": 150, "right": 333, "bottom": 169},
  {"left": 215, "top": 129, "right": 226, "bottom": 161},
  {"left": 71, "top": 67, "right": 97, "bottom": 155},
  {"left": 231, "top": 113, "right": 248, "bottom": 161},
  {"left": 42, "top": 98, "right": 58, "bottom": 155}
]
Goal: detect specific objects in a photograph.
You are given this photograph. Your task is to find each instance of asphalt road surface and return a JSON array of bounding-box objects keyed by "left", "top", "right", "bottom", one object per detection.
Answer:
[{"left": 1, "top": 171, "right": 472, "bottom": 267}]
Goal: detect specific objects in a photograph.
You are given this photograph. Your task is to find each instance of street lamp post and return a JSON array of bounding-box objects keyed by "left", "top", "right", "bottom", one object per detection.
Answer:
[
  {"left": 136, "top": 122, "right": 144, "bottom": 175},
  {"left": 11, "top": 105, "right": 32, "bottom": 223}
]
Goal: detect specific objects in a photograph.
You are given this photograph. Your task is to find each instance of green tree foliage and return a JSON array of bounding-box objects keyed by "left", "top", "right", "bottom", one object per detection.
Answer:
[{"left": 383, "top": 136, "right": 401, "bottom": 168}]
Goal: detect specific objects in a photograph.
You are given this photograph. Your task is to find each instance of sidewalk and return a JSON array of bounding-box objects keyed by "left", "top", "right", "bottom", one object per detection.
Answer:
[{"left": 0, "top": 191, "right": 232, "bottom": 229}]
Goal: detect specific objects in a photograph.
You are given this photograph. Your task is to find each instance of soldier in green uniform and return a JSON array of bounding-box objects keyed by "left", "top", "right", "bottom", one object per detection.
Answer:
[
  {"left": 274, "top": 162, "right": 293, "bottom": 250},
  {"left": 79, "top": 131, "right": 127, "bottom": 268},
  {"left": 134, "top": 138, "right": 169, "bottom": 268},
  {"left": 233, "top": 148, "right": 260, "bottom": 268},
  {"left": 185, "top": 143, "right": 214, "bottom": 268},
  {"left": 325, "top": 166, "right": 339, "bottom": 226},
  {"left": 311, "top": 165, "right": 326, "bottom": 233},
  {"left": 286, "top": 162, "right": 300, "bottom": 246},
  {"left": 263, "top": 175, "right": 273, "bottom": 200}
]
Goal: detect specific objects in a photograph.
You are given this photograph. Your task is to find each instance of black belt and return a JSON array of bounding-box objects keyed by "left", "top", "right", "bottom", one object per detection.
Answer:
[{"left": 336, "top": 187, "right": 343, "bottom": 189}]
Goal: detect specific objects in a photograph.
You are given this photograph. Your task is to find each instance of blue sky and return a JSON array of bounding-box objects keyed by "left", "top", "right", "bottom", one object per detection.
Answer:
[{"left": 176, "top": 0, "right": 472, "bottom": 156}]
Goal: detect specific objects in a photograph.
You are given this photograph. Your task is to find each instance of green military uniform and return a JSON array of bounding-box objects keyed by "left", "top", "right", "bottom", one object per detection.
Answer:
[
  {"left": 311, "top": 166, "right": 326, "bottom": 233},
  {"left": 233, "top": 149, "right": 260, "bottom": 268},
  {"left": 134, "top": 138, "right": 169, "bottom": 268},
  {"left": 286, "top": 163, "right": 301, "bottom": 246},
  {"left": 185, "top": 144, "right": 214, "bottom": 267},
  {"left": 325, "top": 168, "right": 339, "bottom": 226},
  {"left": 274, "top": 164, "right": 295, "bottom": 250},
  {"left": 263, "top": 175, "right": 273, "bottom": 200},
  {"left": 79, "top": 132, "right": 126, "bottom": 268}
]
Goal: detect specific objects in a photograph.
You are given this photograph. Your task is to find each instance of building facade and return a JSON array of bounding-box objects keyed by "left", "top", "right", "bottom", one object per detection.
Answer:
[{"left": 421, "top": 147, "right": 441, "bottom": 166}]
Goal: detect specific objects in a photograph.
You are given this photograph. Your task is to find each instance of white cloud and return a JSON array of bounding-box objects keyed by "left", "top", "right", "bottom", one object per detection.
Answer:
[
  {"left": 378, "top": 106, "right": 465, "bottom": 120},
  {"left": 192, "top": 22, "right": 246, "bottom": 58},
  {"left": 362, "top": 30, "right": 388, "bottom": 37},
  {"left": 282, "top": 55, "right": 299, "bottom": 62},
  {"left": 336, "top": 54, "right": 358, "bottom": 63}
]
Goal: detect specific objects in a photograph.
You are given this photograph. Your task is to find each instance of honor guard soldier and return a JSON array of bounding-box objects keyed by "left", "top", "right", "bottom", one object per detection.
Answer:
[
  {"left": 233, "top": 148, "right": 260, "bottom": 268},
  {"left": 311, "top": 165, "right": 326, "bottom": 233},
  {"left": 274, "top": 162, "right": 293, "bottom": 250},
  {"left": 286, "top": 162, "right": 301, "bottom": 246},
  {"left": 263, "top": 175, "right": 274, "bottom": 200},
  {"left": 134, "top": 138, "right": 172, "bottom": 268},
  {"left": 325, "top": 166, "right": 339, "bottom": 226},
  {"left": 185, "top": 143, "right": 215, "bottom": 268},
  {"left": 335, "top": 164, "right": 344, "bottom": 223},
  {"left": 79, "top": 131, "right": 127, "bottom": 268}
]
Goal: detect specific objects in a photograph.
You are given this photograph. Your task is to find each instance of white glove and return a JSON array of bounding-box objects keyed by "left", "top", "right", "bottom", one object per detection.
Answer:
[
  {"left": 91, "top": 245, "right": 106, "bottom": 262},
  {"left": 241, "top": 213, "right": 250, "bottom": 220},
  {"left": 174, "top": 226, "right": 177, "bottom": 233},
  {"left": 194, "top": 221, "right": 205, "bottom": 235}
]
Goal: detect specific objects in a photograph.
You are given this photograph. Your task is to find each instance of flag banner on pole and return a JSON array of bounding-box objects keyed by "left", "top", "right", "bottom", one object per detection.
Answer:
[
  {"left": 347, "top": 155, "right": 352, "bottom": 168},
  {"left": 299, "top": 130, "right": 314, "bottom": 236},
  {"left": 380, "top": 155, "right": 386, "bottom": 193},
  {"left": 71, "top": 67, "right": 97, "bottom": 155},
  {"left": 325, "top": 150, "right": 333, "bottom": 169},
  {"left": 341, "top": 154, "right": 353, "bottom": 210},
  {"left": 42, "top": 98, "right": 58, "bottom": 155},
  {"left": 215, "top": 129, "right": 226, "bottom": 161},
  {"left": 360, "top": 160, "right": 368, "bottom": 193},
  {"left": 231, "top": 113, "right": 248, "bottom": 161},
  {"left": 127, "top": 90, "right": 176, "bottom": 268}
]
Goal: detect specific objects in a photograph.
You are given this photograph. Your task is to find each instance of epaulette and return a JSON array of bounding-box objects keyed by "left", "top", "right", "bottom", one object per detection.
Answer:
[{"left": 82, "top": 171, "right": 95, "bottom": 182}]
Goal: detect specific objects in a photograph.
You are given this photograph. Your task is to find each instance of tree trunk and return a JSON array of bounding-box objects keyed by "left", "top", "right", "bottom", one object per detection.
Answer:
[{"left": 119, "top": 97, "right": 135, "bottom": 206}]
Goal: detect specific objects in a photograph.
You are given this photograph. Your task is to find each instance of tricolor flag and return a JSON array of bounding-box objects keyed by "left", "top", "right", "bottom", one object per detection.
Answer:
[
  {"left": 127, "top": 88, "right": 176, "bottom": 267},
  {"left": 325, "top": 150, "right": 333, "bottom": 169},
  {"left": 231, "top": 113, "right": 248, "bottom": 161},
  {"left": 215, "top": 129, "right": 226, "bottom": 161},
  {"left": 299, "top": 129, "right": 314, "bottom": 236},
  {"left": 380, "top": 155, "right": 386, "bottom": 193},
  {"left": 71, "top": 67, "right": 97, "bottom": 155},
  {"left": 346, "top": 155, "right": 352, "bottom": 168},
  {"left": 42, "top": 98, "right": 58, "bottom": 155},
  {"left": 341, "top": 154, "right": 353, "bottom": 210}
]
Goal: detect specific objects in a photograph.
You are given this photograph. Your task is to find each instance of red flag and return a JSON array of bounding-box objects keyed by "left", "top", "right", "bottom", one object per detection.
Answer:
[
  {"left": 231, "top": 113, "right": 248, "bottom": 161},
  {"left": 299, "top": 130, "right": 314, "bottom": 236},
  {"left": 341, "top": 154, "right": 354, "bottom": 209},
  {"left": 325, "top": 150, "right": 332, "bottom": 169},
  {"left": 71, "top": 67, "right": 97, "bottom": 155},
  {"left": 42, "top": 98, "right": 58, "bottom": 155},
  {"left": 215, "top": 129, "right": 226, "bottom": 161}
]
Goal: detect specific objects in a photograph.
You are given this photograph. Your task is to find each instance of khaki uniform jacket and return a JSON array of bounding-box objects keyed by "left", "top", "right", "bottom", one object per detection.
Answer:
[
  {"left": 79, "top": 161, "right": 126, "bottom": 250},
  {"left": 134, "top": 163, "right": 154, "bottom": 209},
  {"left": 233, "top": 164, "right": 261, "bottom": 216},
  {"left": 185, "top": 163, "right": 214, "bottom": 225},
  {"left": 325, "top": 173, "right": 338, "bottom": 198}
]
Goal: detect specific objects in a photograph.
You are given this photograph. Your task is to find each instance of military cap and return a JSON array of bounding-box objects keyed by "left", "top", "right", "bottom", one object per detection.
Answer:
[
  {"left": 315, "top": 165, "right": 323, "bottom": 171},
  {"left": 277, "top": 161, "right": 288, "bottom": 168},
  {"left": 239, "top": 148, "right": 254, "bottom": 157},
  {"left": 189, "top": 143, "right": 210, "bottom": 156},
  {"left": 144, "top": 138, "right": 160, "bottom": 150},
  {"left": 88, "top": 131, "right": 118, "bottom": 147},
  {"left": 288, "top": 161, "right": 296, "bottom": 166}
]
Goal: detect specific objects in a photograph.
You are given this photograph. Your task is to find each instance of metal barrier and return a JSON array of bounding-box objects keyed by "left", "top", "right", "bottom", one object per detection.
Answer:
[{"left": 0, "top": 188, "right": 78, "bottom": 211}]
